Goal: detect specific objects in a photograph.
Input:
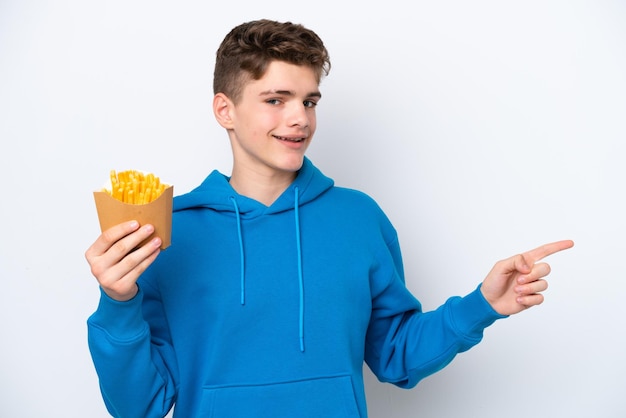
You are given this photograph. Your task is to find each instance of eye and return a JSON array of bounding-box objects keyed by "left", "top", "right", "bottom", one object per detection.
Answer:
[
  {"left": 266, "top": 98, "right": 282, "bottom": 105},
  {"left": 303, "top": 100, "right": 318, "bottom": 108}
]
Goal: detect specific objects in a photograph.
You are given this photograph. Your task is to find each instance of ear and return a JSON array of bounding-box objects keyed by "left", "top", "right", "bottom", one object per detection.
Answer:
[{"left": 213, "top": 93, "right": 235, "bottom": 129}]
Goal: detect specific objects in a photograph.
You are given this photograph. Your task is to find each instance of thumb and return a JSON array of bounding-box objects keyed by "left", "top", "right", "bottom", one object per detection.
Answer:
[
  {"left": 512, "top": 253, "right": 532, "bottom": 275},
  {"left": 495, "top": 253, "right": 531, "bottom": 276}
]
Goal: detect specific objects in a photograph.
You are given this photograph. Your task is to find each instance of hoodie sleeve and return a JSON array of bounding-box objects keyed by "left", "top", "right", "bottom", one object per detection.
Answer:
[
  {"left": 87, "top": 284, "right": 178, "bottom": 417},
  {"left": 364, "top": 234, "right": 506, "bottom": 389}
]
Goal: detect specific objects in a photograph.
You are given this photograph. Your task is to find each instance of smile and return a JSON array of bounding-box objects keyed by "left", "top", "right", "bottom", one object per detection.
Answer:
[{"left": 274, "top": 135, "right": 306, "bottom": 143}]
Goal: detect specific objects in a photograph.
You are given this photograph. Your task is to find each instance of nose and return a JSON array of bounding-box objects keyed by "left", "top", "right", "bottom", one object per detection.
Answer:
[{"left": 286, "top": 103, "right": 310, "bottom": 128}]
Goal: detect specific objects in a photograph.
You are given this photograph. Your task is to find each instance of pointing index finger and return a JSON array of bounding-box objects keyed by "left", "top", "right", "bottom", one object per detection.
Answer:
[{"left": 524, "top": 240, "right": 574, "bottom": 264}]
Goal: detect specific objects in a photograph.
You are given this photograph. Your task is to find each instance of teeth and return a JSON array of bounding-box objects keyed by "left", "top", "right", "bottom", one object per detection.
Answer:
[{"left": 276, "top": 136, "right": 304, "bottom": 142}]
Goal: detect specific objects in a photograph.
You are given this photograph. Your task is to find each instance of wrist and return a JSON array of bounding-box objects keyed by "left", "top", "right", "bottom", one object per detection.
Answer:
[{"left": 102, "top": 284, "right": 139, "bottom": 302}]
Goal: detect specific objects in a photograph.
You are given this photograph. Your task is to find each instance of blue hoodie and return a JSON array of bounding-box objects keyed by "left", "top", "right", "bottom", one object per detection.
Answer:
[{"left": 87, "top": 157, "right": 505, "bottom": 417}]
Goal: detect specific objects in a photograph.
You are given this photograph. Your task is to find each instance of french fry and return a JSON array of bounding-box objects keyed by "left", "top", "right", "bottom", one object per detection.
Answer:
[{"left": 103, "top": 169, "right": 169, "bottom": 204}]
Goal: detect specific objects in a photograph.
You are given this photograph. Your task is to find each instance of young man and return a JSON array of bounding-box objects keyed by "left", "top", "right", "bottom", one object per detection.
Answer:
[{"left": 85, "top": 19, "right": 573, "bottom": 417}]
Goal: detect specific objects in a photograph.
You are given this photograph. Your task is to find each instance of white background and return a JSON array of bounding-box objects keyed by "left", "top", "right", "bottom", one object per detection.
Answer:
[{"left": 1, "top": 1, "right": 625, "bottom": 417}]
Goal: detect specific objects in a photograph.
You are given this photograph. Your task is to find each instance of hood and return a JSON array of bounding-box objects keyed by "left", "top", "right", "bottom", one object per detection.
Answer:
[
  {"left": 173, "top": 157, "right": 334, "bottom": 216},
  {"left": 172, "top": 157, "right": 334, "bottom": 352}
]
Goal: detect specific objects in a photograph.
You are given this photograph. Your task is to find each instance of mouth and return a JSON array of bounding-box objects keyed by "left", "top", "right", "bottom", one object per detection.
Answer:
[{"left": 274, "top": 135, "right": 307, "bottom": 143}]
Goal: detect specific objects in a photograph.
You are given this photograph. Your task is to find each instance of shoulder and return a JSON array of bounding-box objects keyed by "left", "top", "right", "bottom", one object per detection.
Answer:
[
  {"left": 327, "top": 186, "right": 385, "bottom": 212},
  {"left": 317, "top": 186, "right": 395, "bottom": 234}
]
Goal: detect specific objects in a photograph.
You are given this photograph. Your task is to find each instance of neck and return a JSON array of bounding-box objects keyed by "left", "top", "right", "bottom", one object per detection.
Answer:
[{"left": 229, "top": 166, "right": 296, "bottom": 206}]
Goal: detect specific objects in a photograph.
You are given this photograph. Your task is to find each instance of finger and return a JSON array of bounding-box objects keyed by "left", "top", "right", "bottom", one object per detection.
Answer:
[
  {"left": 524, "top": 239, "right": 574, "bottom": 264},
  {"left": 97, "top": 235, "right": 161, "bottom": 299},
  {"left": 87, "top": 224, "right": 157, "bottom": 281},
  {"left": 105, "top": 239, "right": 161, "bottom": 298},
  {"left": 517, "top": 262, "right": 551, "bottom": 284},
  {"left": 86, "top": 220, "right": 141, "bottom": 259},
  {"left": 515, "top": 277, "right": 548, "bottom": 295},
  {"left": 516, "top": 293, "right": 545, "bottom": 308},
  {"left": 108, "top": 224, "right": 156, "bottom": 262}
]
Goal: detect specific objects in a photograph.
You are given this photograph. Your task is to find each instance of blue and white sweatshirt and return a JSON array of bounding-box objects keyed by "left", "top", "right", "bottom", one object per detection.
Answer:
[{"left": 87, "top": 157, "right": 505, "bottom": 417}]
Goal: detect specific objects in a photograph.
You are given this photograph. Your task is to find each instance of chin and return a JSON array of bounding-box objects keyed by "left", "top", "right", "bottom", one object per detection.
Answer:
[{"left": 279, "top": 155, "right": 305, "bottom": 172}]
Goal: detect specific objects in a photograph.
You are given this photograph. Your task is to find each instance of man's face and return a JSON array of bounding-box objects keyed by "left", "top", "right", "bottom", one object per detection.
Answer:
[{"left": 227, "top": 61, "right": 321, "bottom": 178}]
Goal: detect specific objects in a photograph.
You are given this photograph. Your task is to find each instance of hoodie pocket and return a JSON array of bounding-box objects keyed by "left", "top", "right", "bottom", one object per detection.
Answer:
[{"left": 200, "top": 374, "right": 361, "bottom": 417}]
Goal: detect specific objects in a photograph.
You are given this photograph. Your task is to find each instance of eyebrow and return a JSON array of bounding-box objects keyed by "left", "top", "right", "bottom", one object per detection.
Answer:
[{"left": 259, "top": 89, "right": 322, "bottom": 99}]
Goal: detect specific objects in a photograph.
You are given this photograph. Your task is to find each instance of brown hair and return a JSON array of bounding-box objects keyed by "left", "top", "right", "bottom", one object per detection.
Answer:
[{"left": 213, "top": 19, "right": 331, "bottom": 103}]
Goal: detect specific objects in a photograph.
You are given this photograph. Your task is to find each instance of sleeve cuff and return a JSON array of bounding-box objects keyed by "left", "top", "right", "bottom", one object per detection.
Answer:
[
  {"left": 448, "top": 284, "right": 508, "bottom": 339},
  {"left": 88, "top": 286, "right": 148, "bottom": 341}
]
